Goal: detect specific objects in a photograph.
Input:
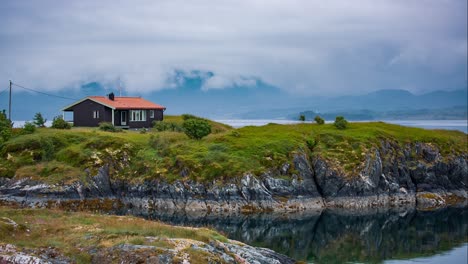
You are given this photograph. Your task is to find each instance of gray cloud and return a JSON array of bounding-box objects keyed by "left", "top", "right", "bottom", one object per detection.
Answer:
[{"left": 0, "top": 0, "right": 466, "bottom": 95}]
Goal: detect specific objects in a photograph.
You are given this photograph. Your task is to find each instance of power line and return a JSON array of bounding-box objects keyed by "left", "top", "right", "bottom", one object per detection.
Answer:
[
  {"left": 0, "top": 88, "right": 8, "bottom": 96},
  {"left": 11, "top": 82, "right": 78, "bottom": 101}
]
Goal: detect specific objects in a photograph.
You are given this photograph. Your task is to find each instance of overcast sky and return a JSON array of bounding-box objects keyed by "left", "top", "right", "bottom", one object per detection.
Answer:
[{"left": 0, "top": 0, "right": 466, "bottom": 96}]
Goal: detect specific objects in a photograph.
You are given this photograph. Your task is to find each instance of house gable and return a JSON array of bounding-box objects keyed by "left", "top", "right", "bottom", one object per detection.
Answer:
[
  {"left": 62, "top": 97, "right": 116, "bottom": 111},
  {"left": 66, "top": 99, "right": 113, "bottom": 127}
]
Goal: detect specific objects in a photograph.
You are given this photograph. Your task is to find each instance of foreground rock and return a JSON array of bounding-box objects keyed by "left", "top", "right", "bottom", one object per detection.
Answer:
[
  {"left": 1, "top": 240, "right": 294, "bottom": 264},
  {"left": 0, "top": 211, "right": 295, "bottom": 264}
]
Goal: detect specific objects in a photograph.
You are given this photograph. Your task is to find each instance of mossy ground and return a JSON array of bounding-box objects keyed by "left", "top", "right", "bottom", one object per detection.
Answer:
[
  {"left": 0, "top": 206, "right": 227, "bottom": 263},
  {"left": 0, "top": 118, "right": 466, "bottom": 182}
]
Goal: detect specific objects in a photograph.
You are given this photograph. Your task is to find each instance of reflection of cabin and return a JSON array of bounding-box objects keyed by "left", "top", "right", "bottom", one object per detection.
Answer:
[{"left": 62, "top": 93, "right": 165, "bottom": 128}]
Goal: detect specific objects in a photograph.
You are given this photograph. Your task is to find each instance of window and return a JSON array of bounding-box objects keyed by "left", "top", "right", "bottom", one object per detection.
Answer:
[
  {"left": 150, "top": 110, "right": 155, "bottom": 118},
  {"left": 130, "top": 110, "right": 146, "bottom": 121},
  {"left": 93, "top": 110, "right": 99, "bottom": 119}
]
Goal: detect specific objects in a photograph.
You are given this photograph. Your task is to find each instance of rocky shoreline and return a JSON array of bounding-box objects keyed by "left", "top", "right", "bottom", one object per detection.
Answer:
[
  {"left": 1, "top": 142, "right": 466, "bottom": 213},
  {"left": 0, "top": 240, "right": 296, "bottom": 264}
]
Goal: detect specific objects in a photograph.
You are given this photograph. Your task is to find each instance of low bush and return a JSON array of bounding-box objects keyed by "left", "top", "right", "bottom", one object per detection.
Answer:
[
  {"left": 51, "top": 116, "right": 71, "bottom": 129},
  {"left": 149, "top": 134, "right": 170, "bottom": 155},
  {"left": 181, "top": 114, "right": 202, "bottom": 121},
  {"left": 22, "top": 122, "right": 36, "bottom": 134},
  {"left": 314, "top": 115, "right": 325, "bottom": 125},
  {"left": 334, "top": 116, "right": 348, "bottom": 130},
  {"left": 182, "top": 119, "right": 211, "bottom": 140},
  {"left": 99, "top": 122, "right": 121, "bottom": 132},
  {"left": 153, "top": 121, "right": 183, "bottom": 132}
]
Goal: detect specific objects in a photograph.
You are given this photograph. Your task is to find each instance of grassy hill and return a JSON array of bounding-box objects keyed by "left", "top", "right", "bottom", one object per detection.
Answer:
[{"left": 0, "top": 118, "right": 466, "bottom": 183}]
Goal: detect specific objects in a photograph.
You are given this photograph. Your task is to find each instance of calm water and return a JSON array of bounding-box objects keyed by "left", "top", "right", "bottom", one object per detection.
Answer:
[
  {"left": 12, "top": 119, "right": 467, "bottom": 133},
  {"left": 133, "top": 207, "right": 467, "bottom": 263},
  {"left": 215, "top": 119, "right": 468, "bottom": 133}
]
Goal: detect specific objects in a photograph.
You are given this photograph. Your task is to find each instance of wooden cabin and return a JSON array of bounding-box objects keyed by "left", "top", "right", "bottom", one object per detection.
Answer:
[{"left": 62, "top": 93, "right": 165, "bottom": 128}]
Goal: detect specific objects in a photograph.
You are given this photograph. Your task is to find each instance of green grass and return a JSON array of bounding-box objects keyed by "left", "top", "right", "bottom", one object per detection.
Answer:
[
  {"left": 0, "top": 119, "right": 466, "bottom": 182},
  {"left": 0, "top": 206, "right": 227, "bottom": 262},
  {"left": 164, "top": 115, "right": 232, "bottom": 134}
]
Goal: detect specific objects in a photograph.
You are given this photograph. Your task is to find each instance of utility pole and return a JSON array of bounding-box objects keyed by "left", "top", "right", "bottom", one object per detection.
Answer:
[{"left": 8, "top": 80, "right": 12, "bottom": 121}]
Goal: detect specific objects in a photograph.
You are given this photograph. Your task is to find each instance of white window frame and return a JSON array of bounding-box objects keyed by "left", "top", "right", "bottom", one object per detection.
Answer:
[
  {"left": 150, "top": 110, "right": 155, "bottom": 118},
  {"left": 130, "top": 110, "right": 147, "bottom": 122},
  {"left": 93, "top": 110, "right": 99, "bottom": 119}
]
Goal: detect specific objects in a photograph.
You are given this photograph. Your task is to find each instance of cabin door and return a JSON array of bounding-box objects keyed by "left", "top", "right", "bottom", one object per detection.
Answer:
[{"left": 121, "top": 111, "right": 127, "bottom": 126}]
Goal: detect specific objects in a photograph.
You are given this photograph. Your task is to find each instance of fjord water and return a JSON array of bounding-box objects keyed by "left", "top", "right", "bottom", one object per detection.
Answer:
[
  {"left": 215, "top": 119, "right": 468, "bottom": 133},
  {"left": 139, "top": 207, "right": 467, "bottom": 263}
]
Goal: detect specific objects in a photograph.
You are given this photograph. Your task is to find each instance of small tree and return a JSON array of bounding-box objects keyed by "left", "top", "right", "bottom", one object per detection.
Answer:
[
  {"left": 51, "top": 116, "right": 71, "bottom": 129},
  {"left": 182, "top": 118, "right": 211, "bottom": 140},
  {"left": 33, "top": 112, "right": 47, "bottom": 127},
  {"left": 22, "top": 122, "right": 36, "bottom": 134},
  {"left": 314, "top": 115, "right": 325, "bottom": 125},
  {"left": 334, "top": 116, "right": 348, "bottom": 130},
  {"left": 299, "top": 114, "right": 306, "bottom": 122},
  {"left": 0, "top": 110, "right": 12, "bottom": 143}
]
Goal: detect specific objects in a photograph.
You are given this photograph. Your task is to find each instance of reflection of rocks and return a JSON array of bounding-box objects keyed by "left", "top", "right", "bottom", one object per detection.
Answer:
[
  {"left": 134, "top": 207, "right": 467, "bottom": 263},
  {"left": 301, "top": 208, "right": 467, "bottom": 262}
]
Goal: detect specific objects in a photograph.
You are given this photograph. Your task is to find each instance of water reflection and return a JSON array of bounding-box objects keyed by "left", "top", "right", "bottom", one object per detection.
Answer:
[{"left": 132, "top": 207, "right": 467, "bottom": 263}]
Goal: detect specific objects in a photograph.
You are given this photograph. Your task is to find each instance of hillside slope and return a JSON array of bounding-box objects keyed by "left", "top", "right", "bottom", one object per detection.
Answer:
[{"left": 0, "top": 120, "right": 466, "bottom": 211}]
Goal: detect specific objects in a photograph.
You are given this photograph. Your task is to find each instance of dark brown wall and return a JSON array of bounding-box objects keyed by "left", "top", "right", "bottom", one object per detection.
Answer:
[
  {"left": 71, "top": 99, "right": 112, "bottom": 127},
  {"left": 70, "top": 100, "right": 164, "bottom": 128},
  {"left": 127, "top": 109, "right": 164, "bottom": 128}
]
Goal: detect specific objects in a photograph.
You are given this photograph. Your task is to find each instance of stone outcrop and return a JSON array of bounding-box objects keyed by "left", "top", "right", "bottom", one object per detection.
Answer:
[
  {"left": 0, "top": 142, "right": 466, "bottom": 213},
  {"left": 0, "top": 240, "right": 295, "bottom": 264}
]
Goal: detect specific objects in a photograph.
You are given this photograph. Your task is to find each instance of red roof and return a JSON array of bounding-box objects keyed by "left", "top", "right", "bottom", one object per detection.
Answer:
[{"left": 88, "top": 96, "right": 165, "bottom": 110}]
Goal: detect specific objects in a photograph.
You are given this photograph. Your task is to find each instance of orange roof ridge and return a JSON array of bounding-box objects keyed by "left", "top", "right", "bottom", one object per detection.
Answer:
[
  {"left": 85, "top": 95, "right": 165, "bottom": 110},
  {"left": 88, "top": 95, "right": 141, "bottom": 98}
]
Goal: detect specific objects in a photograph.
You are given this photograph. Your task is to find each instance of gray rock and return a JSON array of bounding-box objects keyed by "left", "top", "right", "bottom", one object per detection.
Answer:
[{"left": 0, "top": 142, "right": 466, "bottom": 211}]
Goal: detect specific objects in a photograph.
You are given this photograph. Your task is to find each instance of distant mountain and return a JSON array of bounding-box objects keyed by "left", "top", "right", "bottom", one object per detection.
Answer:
[
  {"left": 315, "top": 89, "right": 467, "bottom": 112},
  {"left": 294, "top": 106, "right": 467, "bottom": 121},
  {"left": 0, "top": 77, "right": 465, "bottom": 122},
  {"left": 240, "top": 89, "right": 467, "bottom": 119}
]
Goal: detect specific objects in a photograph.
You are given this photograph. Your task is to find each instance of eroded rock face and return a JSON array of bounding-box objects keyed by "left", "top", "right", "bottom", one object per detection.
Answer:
[
  {"left": 0, "top": 142, "right": 466, "bottom": 211},
  {"left": 312, "top": 141, "right": 467, "bottom": 208}
]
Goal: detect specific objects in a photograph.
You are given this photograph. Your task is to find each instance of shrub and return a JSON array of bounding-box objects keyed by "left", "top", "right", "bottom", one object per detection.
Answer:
[
  {"left": 314, "top": 115, "right": 325, "bottom": 125},
  {"left": 334, "top": 116, "right": 348, "bottom": 130},
  {"left": 306, "top": 138, "right": 317, "bottom": 150},
  {"left": 40, "top": 138, "right": 55, "bottom": 161},
  {"left": 0, "top": 110, "right": 12, "bottom": 143},
  {"left": 149, "top": 134, "right": 170, "bottom": 155},
  {"left": 299, "top": 114, "right": 306, "bottom": 121},
  {"left": 33, "top": 112, "right": 47, "bottom": 127},
  {"left": 99, "top": 122, "right": 117, "bottom": 132},
  {"left": 51, "top": 116, "right": 71, "bottom": 129},
  {"left": 181, "top": 114, "right": 202, "bottom": 121},
  {"left": 229, "top": 130, "right": 240, "bottom": 137},
  {"left": 182, "top": 119, "right": 211, "bottom": 140},
  {"left": 22, "top": 122, "right": 36, "bottom": 134},
  {"left": 153, "top": 121, "right": 183, "bottom": 132}
]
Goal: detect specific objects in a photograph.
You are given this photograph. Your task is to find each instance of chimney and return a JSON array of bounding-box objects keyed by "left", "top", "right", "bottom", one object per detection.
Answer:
[{"left": 108, "top": 92, "right": 115, "bottom": 101}]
